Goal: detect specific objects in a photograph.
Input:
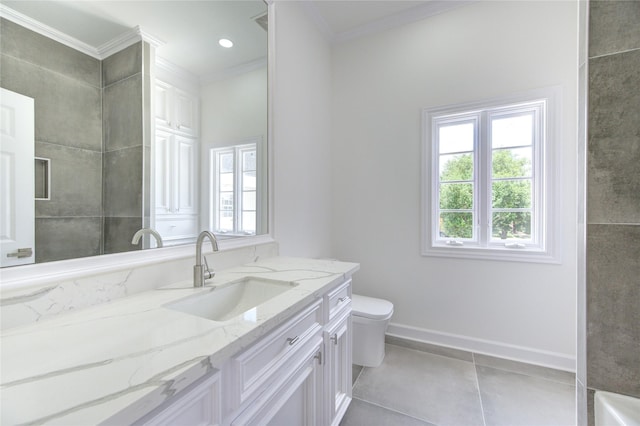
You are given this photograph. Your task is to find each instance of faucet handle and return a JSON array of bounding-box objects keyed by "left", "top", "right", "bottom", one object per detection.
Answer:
[{"left": 203, "top": 255, "right": 214, "bottom": 280}]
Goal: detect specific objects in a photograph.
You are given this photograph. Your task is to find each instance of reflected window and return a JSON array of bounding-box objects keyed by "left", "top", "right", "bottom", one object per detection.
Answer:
[{"left": 211, "top": 142, "right": 257, "bottom": 235}]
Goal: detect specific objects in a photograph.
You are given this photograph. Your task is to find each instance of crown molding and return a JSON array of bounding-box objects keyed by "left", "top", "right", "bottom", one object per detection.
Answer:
[
  {"left": 0, "top": 4, "right": 164, "bottom": 60},
  {"left": 97, "top": 26, "right": 165, "bottom": 59},
  {"left": 300, "top": 0, "right": 478, "bottom": 45},
  {"left": 155, "top": 56, "right": 200, "bottom": 90},
  {"left": 333, "top": 0, "right": 477, "bottom": 43},
  {"left": 0, "top": 3, "right": 99, "bottom": 58},
  {"left": 200, "top": 56, "right": 268, "bottom": 86},
  {"left": 298, "top": 0, "right": 335, "bottom": 42}
]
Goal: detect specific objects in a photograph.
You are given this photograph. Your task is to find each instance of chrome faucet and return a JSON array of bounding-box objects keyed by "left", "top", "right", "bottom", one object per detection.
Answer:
[
  {"left": 131, "top": 228, "right": 163, "bottom": 248},
  {"left": 194, "top": 231, "right": 219, "bottom": 287}
]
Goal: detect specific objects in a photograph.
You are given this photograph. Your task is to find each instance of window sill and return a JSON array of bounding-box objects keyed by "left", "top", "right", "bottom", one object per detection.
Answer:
[{"left": 422, "top": 244, "right": 561, "bottom": 264}]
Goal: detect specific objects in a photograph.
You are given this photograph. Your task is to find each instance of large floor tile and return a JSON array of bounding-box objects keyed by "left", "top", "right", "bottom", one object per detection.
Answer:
[
  {"left": 353, "top": 344, "right": 484, "bottom": 426},
  {"left": 341, "top": 398, "right": 434, "bottom": 426},
  {"left": 476, "top": 365, "right": 576, "bottom": 426}
]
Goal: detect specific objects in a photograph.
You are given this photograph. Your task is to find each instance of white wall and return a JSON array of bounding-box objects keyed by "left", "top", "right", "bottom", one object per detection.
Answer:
[
  {"left": 272, "top": 1, "right": 333, "bottom": 258},
  {"left": 200, "top": 68, "right": 268, "bottom": 233},
  {"left": 330, "top": 1, "right": 578, "bottom": 369},
  {"left": 200, "top": 68, "right": 268, "bottom": 146}
]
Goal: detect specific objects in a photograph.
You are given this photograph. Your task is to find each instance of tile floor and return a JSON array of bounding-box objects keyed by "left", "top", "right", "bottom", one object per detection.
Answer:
[{"left": 341, "top": 339, "right": 576, "bottom": 426}]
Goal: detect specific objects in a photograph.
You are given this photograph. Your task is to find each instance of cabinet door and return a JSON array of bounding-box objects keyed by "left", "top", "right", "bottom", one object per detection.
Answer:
[
  {"left": 231, "top": 339, "right": 323, "bottom": 426},
  {"left": 154, "top": 130, "right": 173, "bottom": 215},
  {"left": 174, "top": 135, "right": 198, "bottom": 215},
  {"left": 174, "top": 88, "right": 198, "bottom": 137},
  {"left": 326, "top": 309, "right": 352, "bottom": 426},
  {"left": 155, "top": 81, "right": 173, "bottom": 128},
  {"left": 143, "top": 371, "right": 221, "bottom": 426}
]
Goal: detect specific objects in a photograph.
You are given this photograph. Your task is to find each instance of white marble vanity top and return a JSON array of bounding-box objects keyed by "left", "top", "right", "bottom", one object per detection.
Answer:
[{"left": 0, "top": 257, "right": 359, "bottom": 425}]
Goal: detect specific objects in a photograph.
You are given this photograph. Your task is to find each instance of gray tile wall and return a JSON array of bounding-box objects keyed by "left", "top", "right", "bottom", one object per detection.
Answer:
[
  {"left": 102, "top": 42, "right": 150, "bottom": 254},
  {"left": 1, "top": 19, "right": 151, "bottom": 262},
  {"left": 585, "top": 1, "right": 640, "bottom": 424},
  {"left": 0, "top": 18, "right": 103, "bottom": 262}
]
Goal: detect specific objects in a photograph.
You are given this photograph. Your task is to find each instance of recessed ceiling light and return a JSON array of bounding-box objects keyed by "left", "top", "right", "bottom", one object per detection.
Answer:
[{"left": 219, "top": 39, "right": 233, "bottom": 48}]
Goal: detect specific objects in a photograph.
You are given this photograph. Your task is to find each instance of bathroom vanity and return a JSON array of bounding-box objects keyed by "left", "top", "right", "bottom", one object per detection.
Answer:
[{"left": 0, "top": 257, "right": 358, "bottom": 425}]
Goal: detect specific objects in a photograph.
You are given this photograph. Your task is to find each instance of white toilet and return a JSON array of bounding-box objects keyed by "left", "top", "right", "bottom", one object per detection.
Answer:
[{"left": 351, "top": 294, "right": 394, "bottom": 367}]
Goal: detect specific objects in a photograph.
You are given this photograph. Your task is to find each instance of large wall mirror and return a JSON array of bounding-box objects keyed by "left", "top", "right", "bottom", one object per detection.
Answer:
[{"left": 0, "top": 0, "right": 269, "bottom": 269}]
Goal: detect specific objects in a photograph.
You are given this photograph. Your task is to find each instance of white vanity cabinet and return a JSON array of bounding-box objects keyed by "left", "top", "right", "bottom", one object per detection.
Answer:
[
  {"left": 226, "top": 278, "right": 353, "bottom": 426},
  {"left": 138, "top": 278, "right": 353, "bottom": 426},
  {"left": 141, "top": 370, "right": 221, "bottom": 426},
  {"left": 324, "top": 280, "right": 353, "bottom": 426},
  {"left": 230, "top": 336, "right": 324, "bottom": 425},
  {"left": 155, "top": 80, "right": 199, "bottom": 137}
]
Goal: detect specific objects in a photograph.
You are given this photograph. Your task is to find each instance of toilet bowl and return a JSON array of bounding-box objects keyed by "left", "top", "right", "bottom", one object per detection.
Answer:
[{"left": 352, "top": 294, "right": 394, "bottom": 367}]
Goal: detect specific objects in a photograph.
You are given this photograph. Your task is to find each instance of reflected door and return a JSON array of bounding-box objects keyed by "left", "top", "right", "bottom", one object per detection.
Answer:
[{"left": 0, "top": 88, "right": 35, "bottom": 267}]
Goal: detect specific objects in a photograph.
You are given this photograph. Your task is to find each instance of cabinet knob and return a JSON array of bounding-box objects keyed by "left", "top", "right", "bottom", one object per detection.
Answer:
[
  {"left": 286, "top": 336, "right": 300, "bottom": 346},
  {"left": 331, "top": 334, "right": 338, "bottom": 345}
]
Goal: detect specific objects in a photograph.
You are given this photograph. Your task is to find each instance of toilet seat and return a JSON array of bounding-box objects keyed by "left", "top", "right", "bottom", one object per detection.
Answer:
[{"left": 352, "top": 294, "right": 393, "bottom": 320}]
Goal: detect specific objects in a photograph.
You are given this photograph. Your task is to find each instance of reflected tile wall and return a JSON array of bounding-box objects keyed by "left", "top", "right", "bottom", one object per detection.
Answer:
[
  {"left": 0, "top": 18, "right": 103, "bottom": 263},
  {"left": 102, "top": 42, "right": 147, "bottom": 251},
  {"left": 585, "top": 1, "right": 640, "bottom": 424},
  {"left": 35, "top": 218, "right": 101, "bottom": 263}
]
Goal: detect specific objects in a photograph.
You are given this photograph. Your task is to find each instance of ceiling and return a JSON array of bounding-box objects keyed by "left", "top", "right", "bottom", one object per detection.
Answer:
[
  {"left": 0, "top": 1, "right": 470, "bottom": 79},
  {"left": 1, "top": 0, "right": 268, "bottom": 79}
]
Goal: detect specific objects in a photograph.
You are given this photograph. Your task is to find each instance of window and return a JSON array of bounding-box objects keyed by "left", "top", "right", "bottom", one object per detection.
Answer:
[
  {"left": 210, "top": 142, "right": 257, "bottom": 235},
  {"left": 422, "top": 88, "right": 561, "bottom": 263}
]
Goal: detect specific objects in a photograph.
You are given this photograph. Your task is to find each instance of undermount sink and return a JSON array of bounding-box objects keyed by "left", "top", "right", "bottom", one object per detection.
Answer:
[{"left": 166, "top": 277, "right": 299, "bottom": 322}]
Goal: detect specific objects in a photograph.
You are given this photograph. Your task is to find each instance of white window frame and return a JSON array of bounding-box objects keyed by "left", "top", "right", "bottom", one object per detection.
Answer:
[
  {"left": 421, "top": 87, "right": 562, "bottom": 263},
  {"left": 210, "top": 139, "right": 259, "bottom": 236}
]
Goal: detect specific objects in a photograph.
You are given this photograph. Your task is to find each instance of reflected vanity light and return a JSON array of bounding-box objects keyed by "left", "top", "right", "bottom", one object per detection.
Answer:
[{"left": 219, "top": 38, "right": 233, "bottom": 48}]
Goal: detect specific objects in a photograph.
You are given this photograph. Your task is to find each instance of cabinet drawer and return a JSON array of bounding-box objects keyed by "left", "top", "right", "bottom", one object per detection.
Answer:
[
  {"left": 327, "top": 279, "right": 351, "bottom": 321},
  {"left": 155, "top": 217, "right": 198, "bottom": 240},
  {"left": 231, "top": 299, "right": 323, "bottom": 407},
  {"left": 140, "top": 370, "right": 221, "bottom": 426}
]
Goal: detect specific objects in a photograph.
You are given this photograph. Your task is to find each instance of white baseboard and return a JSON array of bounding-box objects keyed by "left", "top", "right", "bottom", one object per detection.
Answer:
[{"left": 386, "top": 322, "right": 576, "bottom": 373}]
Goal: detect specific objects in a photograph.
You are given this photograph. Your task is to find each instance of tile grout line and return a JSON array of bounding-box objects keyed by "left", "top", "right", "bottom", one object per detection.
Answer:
[
  {"left": 472, "top": 352, "right": 488, "bottom": 426},
  {"left": 350, "top": 396, "right": 436, "bottom": 425}
]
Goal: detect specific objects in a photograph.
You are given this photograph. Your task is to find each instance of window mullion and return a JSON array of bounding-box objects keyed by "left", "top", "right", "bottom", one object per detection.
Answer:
[
  {"left": 477, "top": 111, "right": 489, "bottom": 246},
  {"left": 234, "top": 147, "right": 241, "bottom": 234}
]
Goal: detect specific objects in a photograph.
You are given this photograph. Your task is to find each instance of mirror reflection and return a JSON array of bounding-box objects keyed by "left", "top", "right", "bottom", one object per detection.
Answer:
[{"left": 0, "top": 0, "right": 268, "bottom": 267}]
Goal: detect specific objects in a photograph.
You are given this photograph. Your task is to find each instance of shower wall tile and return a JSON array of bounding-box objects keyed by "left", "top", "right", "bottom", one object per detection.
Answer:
[
  {"left": 0, "top": 18, "right": 100, "bottom": 87},
  {"left": 103, "top": 217, "right": 143, "bottom": 255},
  {"left": 102, "top": 42, "right": 142, "bottom": 87},
  {"left": 587, "top": 49, "right": 640, "bottom": 224},
  {"left": 0, "top": 54, "right": 102, "bottom": 151},
  {"left": 588, "top": 1, "right": 640, "bottom": 58},
  {"left": 587, "top": 387, "right": 595, "bottom": 426},
  {"left": 35, "top": 218, "right": 102, "bottom": 263},
  {"left": 103, "top": 73, "right": 143, "bottom": 151},
  {"left": 103, "top": 147, "right": 143, "bottom": 217},
  {"left": 35, "top": 142, "right": 102, "bottom": 217},
  {"left": 586, "top": 224, "right": 640, "bottom": 397}
]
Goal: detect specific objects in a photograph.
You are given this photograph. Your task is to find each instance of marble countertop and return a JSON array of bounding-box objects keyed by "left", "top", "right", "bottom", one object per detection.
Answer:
[{"left": 0, "top": 257, "right": 359, "bottom": 425}]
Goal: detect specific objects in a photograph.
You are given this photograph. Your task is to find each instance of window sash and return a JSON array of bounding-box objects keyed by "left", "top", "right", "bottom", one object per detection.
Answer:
[
  {"left": 211, "top": 143, "right": 257, "bottom": 235},
  {"left": 430, "top": 101, "right": 545, "bottom": 251}
]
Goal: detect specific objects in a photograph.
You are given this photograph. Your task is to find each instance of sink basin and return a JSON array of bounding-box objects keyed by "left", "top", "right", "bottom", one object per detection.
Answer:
[{"left": 166, "top": 277, "right": 298, "bottom": 321}]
